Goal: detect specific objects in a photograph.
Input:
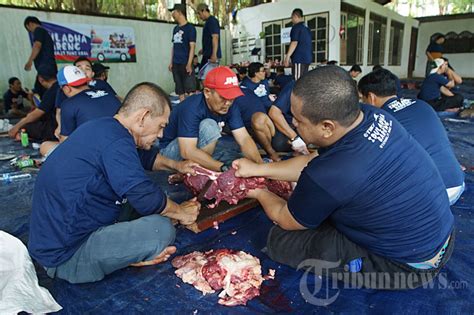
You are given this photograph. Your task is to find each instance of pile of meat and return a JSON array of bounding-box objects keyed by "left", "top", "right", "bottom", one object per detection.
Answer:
[
  {"left": 172, "top": 166, "right": 292, "bottom": 208},
  {"left": 172, "top": 249, "right": 273, "bottom": 306}
]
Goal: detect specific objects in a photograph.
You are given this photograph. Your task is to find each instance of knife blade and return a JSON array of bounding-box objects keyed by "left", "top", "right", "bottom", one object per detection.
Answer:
[{"left": 197, "top": 179, "right": 213, "bottom": 202}]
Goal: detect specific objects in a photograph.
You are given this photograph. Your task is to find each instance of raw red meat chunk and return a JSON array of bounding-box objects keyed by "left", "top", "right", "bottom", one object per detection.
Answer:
[
  {"left": 182, "top": 166, "right": 292, "bottom": 208},
  {"left": 172, "top": 249, "right": 267, "bottom": 306}
]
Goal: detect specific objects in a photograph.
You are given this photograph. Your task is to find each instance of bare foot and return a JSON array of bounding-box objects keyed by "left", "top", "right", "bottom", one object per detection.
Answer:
[{"left": 130, "top": 246, "right": 177, "bottom": 267}]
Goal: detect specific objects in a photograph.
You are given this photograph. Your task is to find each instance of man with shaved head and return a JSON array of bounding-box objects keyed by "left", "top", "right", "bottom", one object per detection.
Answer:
[
  {"left": 232, "top": 66, "right": 454, "bottom": 289},
  {"left": 28, "top": 82, "right": 201, "bottom": 284}
]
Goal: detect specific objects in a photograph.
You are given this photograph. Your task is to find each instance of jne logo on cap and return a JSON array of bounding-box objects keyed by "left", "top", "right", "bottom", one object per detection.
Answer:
[{"left": 224, "top": 77, "right": 238, "bottom": 86}]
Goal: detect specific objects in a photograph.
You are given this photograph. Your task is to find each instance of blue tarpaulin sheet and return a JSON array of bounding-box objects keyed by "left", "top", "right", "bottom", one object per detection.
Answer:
[{"left": 1, "top": 108, "right": 473, "bottom": 313}]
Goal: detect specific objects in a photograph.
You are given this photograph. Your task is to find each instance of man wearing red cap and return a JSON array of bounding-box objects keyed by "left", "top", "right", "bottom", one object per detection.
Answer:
[{"left": 159, "top": 66, "right": 263, "bottom": 171}]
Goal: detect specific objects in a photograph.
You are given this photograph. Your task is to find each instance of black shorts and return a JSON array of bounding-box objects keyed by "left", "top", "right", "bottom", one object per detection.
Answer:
[
  {"left": 292, "top": 63, "right": 309, "bottom": 81},
  {"left": 427, "top": 94, "right": 464, "bottom": 112},
  {"left": 172, "top": 63, "right": 196, "bottom": 95},
  {"left": 265, "top": 221, "right": 455, "bottom": 289}
]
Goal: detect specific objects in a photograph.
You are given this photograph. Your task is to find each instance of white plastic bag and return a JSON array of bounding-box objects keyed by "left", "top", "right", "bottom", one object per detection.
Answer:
[
  {"left": 0, "top": 231, "right": 62, "bottom": 314},
  {"left": 198, "top": 61, "right": 219, "bottom": 80}
]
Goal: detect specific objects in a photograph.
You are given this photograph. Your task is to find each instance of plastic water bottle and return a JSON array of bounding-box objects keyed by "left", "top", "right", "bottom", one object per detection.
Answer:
[
  {"left": 1, "top": 172, "right": 32, "bottom": 183},
  {"left": 20, "top": 129, "right": 29, "bottom": 147},
  {"left": 345, "top": 258, "right": 363, "bottom": 272}
]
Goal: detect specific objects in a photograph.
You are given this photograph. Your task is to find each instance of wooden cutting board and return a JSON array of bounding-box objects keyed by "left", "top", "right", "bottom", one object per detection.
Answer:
[{"left": 186, "top": 198, "right": 259, "bottom": 233}]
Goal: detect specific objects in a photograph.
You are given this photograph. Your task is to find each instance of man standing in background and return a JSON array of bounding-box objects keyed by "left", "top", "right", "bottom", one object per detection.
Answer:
[
  {"left": 169, "top": 4, "right": 197, "bottom": 101},
  {"left": 24, "top": 16, "right": 57, "bottom": 97},
  {"left": 196, "top": 3, "right": 221, "bottom": 67},
  {"left": 284, "top": 9, "right": 312, "bottom": 80}
]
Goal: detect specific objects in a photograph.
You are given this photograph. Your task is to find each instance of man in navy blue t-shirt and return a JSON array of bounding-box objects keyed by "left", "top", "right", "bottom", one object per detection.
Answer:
[
  {"left": 3, "top": 77, "right": 32, "bottom": 117},
  {"left": 425, "top": 34, "right": 444, "bottom": 77},
  {"left": 233, "top": 85, "right": 287, "bottom": 161},
  {"left": 359, "top": 68, "right": 465, "bottom": 205},
  {"left": 159, "top": 66, "right": 262, "bottom": 172},
  {"left": 233, "top": 66, "right": 454, "bottom": 289},
  {"left": 284, "top": 8, "right": 312, "bottom": 80},
  {"left": 58, "top": 69, "right": 121, "bottom": 138},
  {"left": 24, "top": 16, "right": 57, "bottom": 97},
  {"left": 28, "top": 82, "right": 201, "bottom": 284},
  {"left": 239, "top": 62, "right": 284, "bottom": 160},
  {"left": 169, "top": 4, "right": 196, "bottom": 101},
  {"left": 197, "top": 3, "right": 221, "bottom": 67},
  {"left": 9, "top": 65, "right": 58, "bottom": 142},
  {"left": 273, "top": 66, "right": 293, "bottom": 91},
  {"left": 419, "top": 58, "right": 463, "bottom": 111},
  {"left": 268, "top": 81, "right": 309, "bottom": 155}
]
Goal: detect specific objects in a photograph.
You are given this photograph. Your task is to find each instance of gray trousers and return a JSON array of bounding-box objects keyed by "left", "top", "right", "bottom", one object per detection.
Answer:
[{"left": 46, "top": 213, "right": 175, "bottom": 284}]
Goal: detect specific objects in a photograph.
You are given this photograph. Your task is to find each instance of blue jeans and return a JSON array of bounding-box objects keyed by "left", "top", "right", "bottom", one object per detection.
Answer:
[
  {"left": 45, "top": 214, "right": 175, "bottom": 284},
  {"left": 159, "top": 119, "right": 222, "bottom": 161}
]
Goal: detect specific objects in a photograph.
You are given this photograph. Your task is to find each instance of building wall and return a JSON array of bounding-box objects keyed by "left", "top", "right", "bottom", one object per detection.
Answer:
[
  {"left": 414, "top": 16, "right": 474, "bottom": 78},
  {"left": 0, "top": 6, "right": 232, "bottom": 96},
  {"left": 233, "top": 0, "right": 418, "bottom": 78}
]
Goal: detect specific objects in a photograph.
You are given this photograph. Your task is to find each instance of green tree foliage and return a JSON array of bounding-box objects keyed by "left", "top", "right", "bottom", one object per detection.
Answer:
[{"left": 0, "top": 0, "right": 273, "bottom": 25}]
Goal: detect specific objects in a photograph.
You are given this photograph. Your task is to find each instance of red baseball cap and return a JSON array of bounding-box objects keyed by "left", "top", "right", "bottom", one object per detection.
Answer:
[{"left": 204, "top": 66, "right": 244, "bottom": 100}]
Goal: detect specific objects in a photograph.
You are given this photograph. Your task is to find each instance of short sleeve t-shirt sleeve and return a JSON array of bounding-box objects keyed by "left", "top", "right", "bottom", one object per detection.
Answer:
[
  {"left": 288, "top": 171, "right": 340, "bottom": 228},
  {"left": 60, "top": 104, "right": 77, "bottom": 136},
  {"left": 274, "top": 81, "right": 295, "bottom": 125},
  {"left": 226, "top": 103, "right": 245, "bottom": 131},
  {"left": 138, "top": 147, "right": 159, "bottom": 171}
]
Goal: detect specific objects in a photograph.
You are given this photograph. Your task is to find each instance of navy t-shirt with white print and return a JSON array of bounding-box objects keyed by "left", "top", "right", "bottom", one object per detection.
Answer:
[
  {"left": 60, "top": 89, "right": 122, "bottom": 136},
  {"left": 159, "top": 93, "right": 244, "bottom": 149},
  {"left": 381, "top": 97, "right": 464, "bottom": 189},
  {"left": 55, "top": 79, "right": 117, "bottom": 109},
  {"left": 240, "top": 77, "right": 272, "bottom": 110},
  {"left": 28, "top": 117, "right": 165, "bottom": 267},
  {"left": 233, "top": 86, "right": 267, "bottom": 129},
  {"left": 172, "top": 23, "right": 197, "bottom": 65},
  {"left": 288, "top": 104, "right": 453, "bottom": 263}
]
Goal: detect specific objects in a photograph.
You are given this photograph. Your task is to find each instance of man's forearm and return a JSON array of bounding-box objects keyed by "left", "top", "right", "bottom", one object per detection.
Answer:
[
  {"left": 160, "top": 198, "right": 183, "bottom": 220},
  {"left": 153, "top": 154, "right": 179, "bottom": 172},
  {"left": 426, "top": 51, "right": 434, "bottom": 61},
  {"left": 187, "top": 43, "right": 196, "bottom": 66},
  {"left": 269, "top": 107, "right": 297, "bottom": 140},
  {"left": 286, "top": 42, "right": 298, "bottom": 59},
  {"left": 183, "top": 147, "right": 222, "bottom": 171},
  {"left": 440, "top": 85, "right": 454, "bottom": 97},
  {"left": 212, "top": 35, "right": 219, "bottom": 58},
  {"left": 28, "top": 43, "right": 41, "bottom": 63},
  {"left": 253, "top": 152, "right": 316, "bottom": 181},
  {"left": 254, "top": 189, "right": 286, "bottom": 222},
  {"left": 240, "top": 137, "right": 263, "bottom": 164}
]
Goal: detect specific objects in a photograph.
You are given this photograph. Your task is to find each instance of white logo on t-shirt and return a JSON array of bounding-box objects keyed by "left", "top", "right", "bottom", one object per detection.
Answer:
[
  {"left": 173, "top": 30, "right": 184, "bottom": 44},
  {"left": 387, "top": 98, "right": 416, "bottom": 112},
  {"left": 86, "top": 90, "right": 108, "bottom": 98},
  {"left": 364, "top": 113, "right": 393, "bottom": 149},
  {"left": 254, "top": 84, "right": 267, "bottom": 97},
  {"left": 115, "top": 198, "right": 128, "bottom": 205},
  {"left": 224, "top": 77, "right": 238, "bottom": 86}
]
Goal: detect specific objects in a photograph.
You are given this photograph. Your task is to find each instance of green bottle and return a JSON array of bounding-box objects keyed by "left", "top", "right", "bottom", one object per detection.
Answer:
[{"left": 20, "top": 129, "right": 29, "bottom": 147}]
